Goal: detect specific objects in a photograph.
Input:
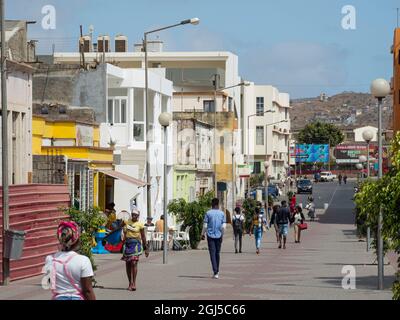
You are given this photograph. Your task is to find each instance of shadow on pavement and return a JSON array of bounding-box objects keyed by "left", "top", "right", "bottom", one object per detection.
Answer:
[{"left": 316, "top": 275, "right": 396, "bottom": 291}]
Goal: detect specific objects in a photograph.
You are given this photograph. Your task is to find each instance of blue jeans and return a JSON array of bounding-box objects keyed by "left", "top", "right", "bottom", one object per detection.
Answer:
[
  {"left": 253, "top": 226, "right": 263, "bottom": 249},
  {"left": 207, "top": 237, "right": 222, "bottom": 275}
]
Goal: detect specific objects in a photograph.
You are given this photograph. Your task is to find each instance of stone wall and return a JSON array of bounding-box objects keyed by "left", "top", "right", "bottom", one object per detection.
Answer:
[{"left": 32, "top": 155, "right": 66, "bottom": 184}]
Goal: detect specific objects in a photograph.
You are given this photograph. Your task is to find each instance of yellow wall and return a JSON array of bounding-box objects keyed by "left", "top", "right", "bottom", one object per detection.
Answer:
[{"left": 32, "top": 116, "right": 112, "bottom": 163}]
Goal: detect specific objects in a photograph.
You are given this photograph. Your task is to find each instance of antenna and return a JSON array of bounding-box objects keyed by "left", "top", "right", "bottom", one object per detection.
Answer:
[{"left": 397, "top": 8, "right": 399, "bottom": 28}]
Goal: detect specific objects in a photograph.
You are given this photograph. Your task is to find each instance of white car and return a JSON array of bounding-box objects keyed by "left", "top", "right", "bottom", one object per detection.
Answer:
[{"left": 319, "top": 171, "right": 336, "bottom": 182}]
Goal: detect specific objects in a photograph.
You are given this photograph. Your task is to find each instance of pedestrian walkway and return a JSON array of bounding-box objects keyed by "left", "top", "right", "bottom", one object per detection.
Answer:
[{"left": 0, "top": 216, "right": 395, "bottom": 300}]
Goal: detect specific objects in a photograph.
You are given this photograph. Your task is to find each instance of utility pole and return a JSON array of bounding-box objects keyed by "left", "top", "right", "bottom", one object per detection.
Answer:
[
  {"left": 79, "top": 25, "right": 85, "bottom": 69},
  {"left": 1, "top": 0, "right": 10, "bottom": 286},
  {"left": 213, "top": 74, "right": 219, "bottom": 198}
]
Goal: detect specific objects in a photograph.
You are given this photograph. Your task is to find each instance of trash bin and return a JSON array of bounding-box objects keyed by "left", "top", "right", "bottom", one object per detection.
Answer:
[{"left": 4, "top": 230, "right": 26, "bottom": 260}]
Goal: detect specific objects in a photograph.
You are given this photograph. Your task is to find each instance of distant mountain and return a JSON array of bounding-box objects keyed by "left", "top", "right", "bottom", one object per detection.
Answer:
[{"left": 290, "top": 92, "right": 393, "bottom": 131}]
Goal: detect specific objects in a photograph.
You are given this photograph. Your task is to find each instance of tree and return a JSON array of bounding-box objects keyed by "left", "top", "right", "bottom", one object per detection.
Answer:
[
  {"left": 167, "top": 191, "right": 214, "bottom": 249},
  {"left": 354, "top": 132, "right": 400, "bottom": 300},
  {"left": 297, "top": 122, "right": 344, "bottom": 147}
]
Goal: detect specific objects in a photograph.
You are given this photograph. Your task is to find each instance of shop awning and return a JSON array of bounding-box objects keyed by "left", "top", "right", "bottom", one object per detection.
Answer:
[{"left": 97, "top": 170, "right": 147, "bottom": 187}]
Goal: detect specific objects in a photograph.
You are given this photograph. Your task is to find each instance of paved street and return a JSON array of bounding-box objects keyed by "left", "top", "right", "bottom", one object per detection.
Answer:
[{"left": 0, "top": 181, "right": 396, "bottom": 300}]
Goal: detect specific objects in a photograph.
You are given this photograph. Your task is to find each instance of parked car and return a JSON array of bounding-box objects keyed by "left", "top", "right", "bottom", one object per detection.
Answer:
[
  {"left": 247, "top": 185, "right": 280, "bottom": 199},
  {"left": 319, "top": 171, "right": 336, "bottom": 182},
  {"left": 297, "top": 179, "right": 313, "bottom": 194}
]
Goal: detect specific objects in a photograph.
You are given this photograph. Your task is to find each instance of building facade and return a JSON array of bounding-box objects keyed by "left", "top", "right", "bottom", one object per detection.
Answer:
[
  {"left": 32, "top": 114, "right": 117, "bottom": 211},
  {"left": 0, "top": 60, "right": 33, "bottom": 185},
  {"left": 242, "top": 84, "right": 291, "bottom": 181}
]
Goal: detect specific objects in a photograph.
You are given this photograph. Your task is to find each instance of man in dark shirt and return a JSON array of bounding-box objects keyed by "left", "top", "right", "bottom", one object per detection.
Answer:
[{"left": 277, "top": 201, "right": 291, "bottom": 249}]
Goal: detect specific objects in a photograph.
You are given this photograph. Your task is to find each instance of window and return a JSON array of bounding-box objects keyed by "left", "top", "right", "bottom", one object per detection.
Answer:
[
  {"left": 228, "top": 97, "right": 233, "bottom": 112},
  {"left": 256, "top": 97, "right": 264, "bottom": 116},
  {"left": 107, "top": 98, "right": 127, "bottom": 124},
  {"left": 133, "top": 89, "right": 145, "bottom": 142},
  {"left": 204, "top": 100, "right": 215, "bottom": 112},
  {"left": 253, "top": 162, "right": 261, "bottom": 174},
  {"left": 256, "top": 126, "right": 264, "bottom": 145},
  {"left": 107, "top": 100, "right": 113, "bottom": 124},
  {"left": 285, "top": 108, "right": 288, "bottom": 120}
]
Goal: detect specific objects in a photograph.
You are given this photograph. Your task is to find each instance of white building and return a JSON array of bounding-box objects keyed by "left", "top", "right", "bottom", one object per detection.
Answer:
[
  {"left": 0, "top": 60, "right": 33, "bottom": 185},
  {"left": 71, "top": 63, "right": 173, "bottom": 222},
  {"left": 242, "top": 83, "right": 291, "bottom": 181},
  {"left": 353, "top": 126, "right": 378, "bottom": 143},
  {"left": 54, "top": 47, "right": 242, "bottom": 211}
]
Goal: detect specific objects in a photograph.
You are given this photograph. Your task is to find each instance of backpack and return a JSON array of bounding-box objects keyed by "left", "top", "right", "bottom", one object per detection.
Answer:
[{"left": 233, "top": 215, "right": 243, "bottom": 232}]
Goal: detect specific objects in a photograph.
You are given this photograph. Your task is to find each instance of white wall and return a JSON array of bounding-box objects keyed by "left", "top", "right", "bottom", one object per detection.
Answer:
[{"left": 354, "top": 126, "right": 378, "bottom": 142}]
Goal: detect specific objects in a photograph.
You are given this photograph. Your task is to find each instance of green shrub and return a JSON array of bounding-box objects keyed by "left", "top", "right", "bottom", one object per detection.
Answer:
[
  {"left": 168, "top": 191, "right": 213, "bottom": 249},
  {"left": 62, "top": 207, "right": 107, "bottom": 271}
]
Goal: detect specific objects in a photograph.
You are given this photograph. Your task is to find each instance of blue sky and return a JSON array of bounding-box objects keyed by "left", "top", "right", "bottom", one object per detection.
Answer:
[{"left": 7, "top": 0, "right": 400, "bottom": 98}]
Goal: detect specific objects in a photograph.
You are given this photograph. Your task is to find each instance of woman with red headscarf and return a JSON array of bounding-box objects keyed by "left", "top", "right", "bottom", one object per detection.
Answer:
[{"left": 43, "top": 221, "right": 96, "bottom": 300}]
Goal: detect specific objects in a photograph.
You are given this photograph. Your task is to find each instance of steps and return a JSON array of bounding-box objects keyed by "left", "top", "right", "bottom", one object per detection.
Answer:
[{"left": 0, "top": 184, "right": 70, "bottom": 282}]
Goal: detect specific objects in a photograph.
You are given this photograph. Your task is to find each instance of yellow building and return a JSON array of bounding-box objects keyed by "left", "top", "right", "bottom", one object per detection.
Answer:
[{"left": 32, "top": 115, "right": 115, "bottom": 211}]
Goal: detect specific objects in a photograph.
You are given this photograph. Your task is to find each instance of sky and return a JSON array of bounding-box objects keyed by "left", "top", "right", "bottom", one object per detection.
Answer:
[{"left": 6, "top": 0, "right": 400, "bottom": 98}]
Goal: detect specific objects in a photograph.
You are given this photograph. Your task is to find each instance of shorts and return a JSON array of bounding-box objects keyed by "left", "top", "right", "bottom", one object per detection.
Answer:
[{"left": 278, "top": 224, "right": 289, "bottom": 236}]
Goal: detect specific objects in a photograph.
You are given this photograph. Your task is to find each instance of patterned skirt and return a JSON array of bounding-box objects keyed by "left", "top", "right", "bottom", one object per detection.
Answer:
[{"left": 121, "top": 238, "right": 143, "bottom": 262}]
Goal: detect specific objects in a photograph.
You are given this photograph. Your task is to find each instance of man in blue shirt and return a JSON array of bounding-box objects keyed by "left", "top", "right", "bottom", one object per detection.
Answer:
[{"left": 201, "top": 198, "right": 226, "bottom": 279}]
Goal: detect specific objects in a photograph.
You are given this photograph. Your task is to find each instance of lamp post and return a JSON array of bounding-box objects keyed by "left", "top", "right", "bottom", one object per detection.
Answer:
[
  {"left": 144, "top": 18, "right": 199, "bottom": 219},
  {"left": 370, "top": 78, "right": 391, "bottom": 290},
  {"left": 213, "top": 80, "right": 250, "bottom": 197},
  {"left": 1, "top": 0, "right": 10, "bottom": 286},
  {"left": 264, "top": 161, "right": 270, "bottom": 211},
  {"left": 231, "top": 145, "right": 237, "bottom": 217},
  {"left": 358, "top": 155, "right": 367, "bottom": 182},
  {"left": 362, "top": 129, "right": 374, "bottom": 252},
  {"left": 355, "top": 163, "right": 363, "bottom": 183},
  {"left": 284, "top": 163, "right": 289, "bottom": 195},
  {"left": 362, "top": 130, "right": 374, "bottom": 178},
  {"left": 159, "top": 112, "right": 172, "bottom": 264}
]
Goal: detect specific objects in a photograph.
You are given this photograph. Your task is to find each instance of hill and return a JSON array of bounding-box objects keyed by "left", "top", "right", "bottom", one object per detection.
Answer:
[{"left": 290, "top": 92, "right": 393, "bottom": 131}]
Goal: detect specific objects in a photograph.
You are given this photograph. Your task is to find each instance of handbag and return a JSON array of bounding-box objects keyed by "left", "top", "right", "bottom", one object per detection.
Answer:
[{"left": 299, "top": 223, "right": 308, "bottom": 230}]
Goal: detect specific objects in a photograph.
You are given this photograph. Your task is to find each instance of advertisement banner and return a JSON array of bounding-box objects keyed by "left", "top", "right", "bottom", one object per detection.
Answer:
[{"left": 295, "top": 144, "right": 329, "bottom": 163}]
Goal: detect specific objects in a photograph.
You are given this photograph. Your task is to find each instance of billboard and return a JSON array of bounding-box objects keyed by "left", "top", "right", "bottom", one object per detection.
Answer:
[
  {"left": 295, "top": 144, "right": 329, "bottom": 163},
  {"left": 334, "top": 144, "right": 368, "bottom": 164}
]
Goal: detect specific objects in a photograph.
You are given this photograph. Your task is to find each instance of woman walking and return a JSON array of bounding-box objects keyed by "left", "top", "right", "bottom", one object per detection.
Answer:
[
  {"left": 306, "top": 196, "right": 316, "bottom": 221},
  {"left": 232, "top": 207, "right": 245, "bottom": 253},
  {"left": 43, "top": 221, "right": 96, "bottom": 300},
  {"left": 121, "top": 206, "right": 149, "bottom": 291},
  {"left": 293, "top": 206, "right": 306, "bottom": 243},
  {"left": 250, "top": 207, "right": 265, "bottom": 254},
  {"left": 270, "top": 204, "right": 281, "bottom": 243}
]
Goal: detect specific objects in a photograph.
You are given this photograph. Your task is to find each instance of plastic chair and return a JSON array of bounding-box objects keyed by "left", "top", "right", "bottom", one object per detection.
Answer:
[{"left": 152, "top": 232, "right": 163, "bottom": 251}]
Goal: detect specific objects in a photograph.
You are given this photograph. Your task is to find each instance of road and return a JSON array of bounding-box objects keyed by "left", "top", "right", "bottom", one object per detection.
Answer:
[{"left": 0, "top": 180, "right": 396, "bottom": 300}]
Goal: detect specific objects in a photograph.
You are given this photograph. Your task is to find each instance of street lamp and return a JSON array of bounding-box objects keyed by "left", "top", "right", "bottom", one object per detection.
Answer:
[
  {"left": 371, "top": 78, "right": 391, "bottom": 290},
  {"left": 362, "top": 129, "right": 374, "bottom": 253},
  {"left": 362, "top": 129, "right": 374, "bottom": 178},
  {"left": 264, "top": 160, "right": 270, "bottom": 212},
  {"left": 358, "top": 155, "right": 367, "bottom": 182},
  {"left": 159, "top": 112, "right": 172, "bottom": 264},
  {"left": 284, "top": 163, "right": 289, "bottom": 195},
  {"left": 144, "top": 18, "right": 200, "bottom": 219},
  {"left": 231, "top": 145, "right": 237, "bottom": 218},
  {"left": 213, "top": 80, "right": 250, "bottom": 197}
]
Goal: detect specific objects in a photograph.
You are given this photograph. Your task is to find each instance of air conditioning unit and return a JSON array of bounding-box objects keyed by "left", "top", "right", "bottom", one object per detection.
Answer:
[
  {"left": 97, "top": 35, "right": 110, "bottom": 53},
  {"left": 115, "top": 34, "right": 128, "bottom": 52}
]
